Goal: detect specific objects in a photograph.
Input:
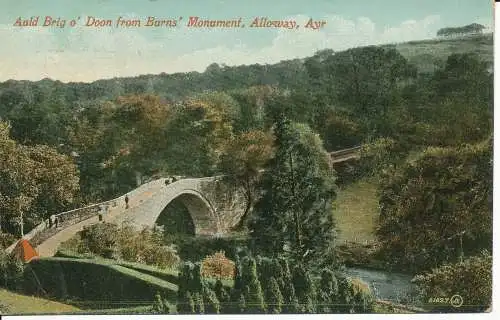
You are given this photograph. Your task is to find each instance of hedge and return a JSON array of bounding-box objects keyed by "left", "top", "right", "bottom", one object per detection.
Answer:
[
  {"left": 23, "top": 257, "right": 178, "bottom": 309},
  {"left": 117, "top": 261, "right": 179, "bottom": 286},
  {"left": 173, "top": 234, "right": 249, "bottom": 262}
]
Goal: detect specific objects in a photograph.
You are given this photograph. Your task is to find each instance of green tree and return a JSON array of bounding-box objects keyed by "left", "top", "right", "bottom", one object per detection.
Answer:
[
  {"left": 265, "top": 277, "right": 284, "bottom": 313},
  {"left": 278, "top": 257, "right": 299, "bottom": 313},
  {"left": 317, "top": 268, "right": 339, "bottom": 313},
  {"left": 177, "top": 262, "right": 196, "bottom": 313},
  {"left": 0, "top": 121, "right": 80, "bottom": 236},
  {"left": 413, "top": 251, "right": 492, "bottom": 312},
  {"left": 250, "top": 115, "right": 337, "bottom": 265},
  {"left": 219, "top": 130, "right": 274, "bottom": 229},
  {"left": 292, "top": 264, "right": 316, "bottom": 313},
  {"left": 240, "top": 256, "right": 265, "bottom": 313},
  {"left": 377, "top": 137, "right": 493, "bottom": 272},
  {"left": 326, "top": 46, "right": 417, "bottom": 138}
]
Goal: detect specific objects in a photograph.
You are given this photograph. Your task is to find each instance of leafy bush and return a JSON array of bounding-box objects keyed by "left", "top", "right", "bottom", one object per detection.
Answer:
[
  {"left": 80, "top": 223, "right": 119, "bottom": 258},
  {"left": 413, "top": 251, "right": 491, "bottom": 312},
  {"left": 377, "top": 138, "right": 492, "bottom": 272},
  {"left": 240, "top": 256, "right": 265, "bottom": 313},
  {"left": 359, "top": 138, "right": 403, "bottom": 176},
  {"left": 265, "top": 277, "right": 284, "bottom": 313},
  {"left": 171, "top": 234, "right": 248, "bottom": 262},
  {"left": 292, "top": 264, "right": 316, "bottom": 313},
  {"left": 62, "top": 223, "right": 180, "bottom": 269},
  {"left": 0, "top": 233, "right": 16, "bottom": 249},
  {"left": 0, "top": 250, "right": 24, "bottom": 291},
  {"left": 152, "top": 292, "right": 173, "bottom": 314},
  {"left": 317, "top": 268, "right": 339, "bottom": 313},
  {"left": 201, "top": 251, "right": 235, "bottom": 280},
  {"left": 177, "top": 261, "right": 222, "bottom": 314}
]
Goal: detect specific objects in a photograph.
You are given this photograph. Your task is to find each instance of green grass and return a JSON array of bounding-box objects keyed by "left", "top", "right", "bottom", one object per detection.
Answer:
[
  {"left": 25, "top": 256, "right": 179, "bottom": 310},
  {"left": 74, "top": 305, "right": 156, "bottom": 314},
  {"left": 384, "top": 33, "right": 493, "bottom": 73},
  {"left": 117, "top": 261, "right": 179, "bottom": 284},
  {"left": 0, "top": 289, "right": 80, "bottom": 315},
  {"left": 334, "top": 179, "right": 379, "bottom": 244}
]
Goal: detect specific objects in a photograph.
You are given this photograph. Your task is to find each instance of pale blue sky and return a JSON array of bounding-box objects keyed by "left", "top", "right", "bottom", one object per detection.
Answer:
[{"left": 0, "top": 0, "right": 493, "bottom": 82}]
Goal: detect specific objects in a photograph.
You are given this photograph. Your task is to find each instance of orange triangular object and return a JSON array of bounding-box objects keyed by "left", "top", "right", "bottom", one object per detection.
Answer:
[{"left": 12, "top": 239, "right": 39, "bottom": 263}]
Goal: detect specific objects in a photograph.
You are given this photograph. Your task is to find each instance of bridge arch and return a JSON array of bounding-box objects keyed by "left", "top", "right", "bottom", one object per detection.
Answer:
[{"left": 156, "top": 189, "right": 220, "bottom": 236}]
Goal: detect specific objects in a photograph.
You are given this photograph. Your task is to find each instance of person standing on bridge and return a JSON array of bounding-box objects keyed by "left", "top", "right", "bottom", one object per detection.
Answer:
[{"left": 125, "top": 194, "right": 129, "bottom": 209}]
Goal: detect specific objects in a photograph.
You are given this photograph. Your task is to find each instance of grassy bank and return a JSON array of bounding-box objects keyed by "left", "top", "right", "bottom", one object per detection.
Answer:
[
  {"left": 0, "top": 289, "right": 80, "bottom": 315},
  {"left": 334, "top": 179, "right": 379, "bottom": 245}
]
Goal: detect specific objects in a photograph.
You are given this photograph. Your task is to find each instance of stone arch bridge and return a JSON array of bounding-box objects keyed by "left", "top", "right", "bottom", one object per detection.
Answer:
[{"left": 5, "top": 146, "right": 361, "bottom": 257}]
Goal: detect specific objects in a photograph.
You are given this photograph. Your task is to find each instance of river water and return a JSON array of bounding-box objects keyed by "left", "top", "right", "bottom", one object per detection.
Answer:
[{"left": 344, "top": 267, "right": 419, "bottom": 304}]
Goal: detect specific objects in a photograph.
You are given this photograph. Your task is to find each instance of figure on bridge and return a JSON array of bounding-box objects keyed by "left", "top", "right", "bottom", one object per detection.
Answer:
[
  {"left": 125, "top": 194, "right": 130, "bottom": 209},
  {"left": 165, "top": 176, "right": 178, "bottom": 186}
]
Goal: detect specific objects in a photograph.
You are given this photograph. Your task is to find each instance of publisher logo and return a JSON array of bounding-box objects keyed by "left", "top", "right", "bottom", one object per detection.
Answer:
[{"left": 450, "top": 295, "right": 464, "bottom": 308}]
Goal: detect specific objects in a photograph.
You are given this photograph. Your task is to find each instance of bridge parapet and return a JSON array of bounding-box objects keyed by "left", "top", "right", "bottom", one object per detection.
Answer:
[{"left": 5, "top": 179, "right": 165, "bottom": 254}]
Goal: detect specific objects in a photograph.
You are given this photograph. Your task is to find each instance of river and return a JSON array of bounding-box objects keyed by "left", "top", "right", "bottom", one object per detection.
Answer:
[{"left": 344, "top": 267, "right": 419, "bottom": 304}]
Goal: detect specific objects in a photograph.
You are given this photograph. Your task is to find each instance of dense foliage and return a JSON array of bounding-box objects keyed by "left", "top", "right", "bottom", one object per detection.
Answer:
[
  {"left": 200, "top": 251, "right": 235, "bottom": 280},
  {"left": 0, "top": 122, "right": 80, "bottom": 236},
  {"left": 377, "top": 138, "right": 493, "bottom": 272},
  {"left": 413, "top": 251, "right": 492, "bottom": 312},
  {"left": 60, "top": 222, "right": 180, "bottom": 269},
  {"left": 177, "top": 254, "right": 374, "bottom": 314},
  {"left": 0, "top": 34, "right": 493, "bottom": 314},
  {"left": 250, "top": 116, "right": 337, "bottom": 266}
]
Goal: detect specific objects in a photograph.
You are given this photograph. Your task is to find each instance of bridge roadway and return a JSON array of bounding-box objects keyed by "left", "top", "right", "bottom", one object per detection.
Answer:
[
  {"left": 35, "top": 177, "right": 221, "bottom": 257},
  {"left": 7, "top": 146, "right": 362, "bottom": 258}
]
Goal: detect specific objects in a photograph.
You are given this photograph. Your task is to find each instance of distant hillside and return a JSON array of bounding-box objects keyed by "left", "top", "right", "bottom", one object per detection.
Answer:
[
  {"left": 0, "top": 33, "right": 493, "bottom": 111},
  {"left": 385, "top": 33, "right": 493, "bottom": 74}
]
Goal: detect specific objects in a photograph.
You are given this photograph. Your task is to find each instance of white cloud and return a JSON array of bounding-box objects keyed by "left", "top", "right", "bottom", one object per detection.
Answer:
[{"left": 0, "top": 14, "right": 447, "bottom": 82}]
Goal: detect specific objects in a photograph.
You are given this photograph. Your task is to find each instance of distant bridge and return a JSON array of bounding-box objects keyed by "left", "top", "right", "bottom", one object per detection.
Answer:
[
  {"left": 6, "top": 146, "right": 362, "bottom": 257},
  {"left": 329, "top": 145, "right": 361, "bottom": 164}
]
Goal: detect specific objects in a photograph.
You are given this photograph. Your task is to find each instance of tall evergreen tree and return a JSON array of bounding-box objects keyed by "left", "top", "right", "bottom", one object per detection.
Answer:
[
  {"left": 240, "top": 256, "right": 266, "bottom": 313},
  {"left": 266, "top": 277, "right": 284, "bottom": 313},
  {"left": 292, "top": 264, "right": 316, "bottom": 313},
  {"left": 250, "top": 114, "right": 337, "bottom": 266},
  {"left": 317, "top": 268, "right": 339, "bottom": 313}
]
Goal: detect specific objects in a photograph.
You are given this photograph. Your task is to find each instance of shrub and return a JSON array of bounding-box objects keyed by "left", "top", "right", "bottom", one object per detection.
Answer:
[
  {"left": 177, "top": 261, "right": 222, "bottom": 314},
  {"left": 265, "top": 277, "right": 284, "bottom": 313},
  {"left": 214, "top": 279, "right": 229, "bottom": 308},
  {"left": 377, "top": 138, "right": 492, "bottom": 272},
  {"left": 292, "top": 264, "right": 316, "bottom": 313},
  {"left": 177, "top": 262, "right": 196, "bottom": 314},
  {"left": 63, "top": 223, "right": 180, "bottom": 269},
  {"left": 240, "top": 256, "right": 265, "bottom": 313},
  {"left": 172, "top": 234, "right": 248, "bottom": 262},
  {"left": 0, "top": 232, "right": 16, "bottom": 249},
  {"left": 200, "top": 251, "right": 235, "bottom": 280},
  {"left": 0, "top": 251, "right": 24, "bottom": 291},
  {"left": 317, "top": 268, "right": 339, "bottom": 313},
  {"left": 152, "top": 292, "right": 173, "bottom": 314},
  {"left": 278, "top": 257, "right": 299, "bottom": 313},
  {"left": 351, "top": 278, "right": 375, "bottom": 313},
  {"left": 413, "top": 251, "right": 492, "bottom": 312},
  {"left": 80, "top": 223, "right": 119, "bottom": 258},
  {"left": 335, "top": 273, "right": 355, "bottom": 313},
  {"left": 0, "top": 249, "right": 8, "bottom": 287},
  {"left": 359, "top": 137, "right": 402, "bottom": 177},
  {"left": 202, "top": 286, "right": 221, "bottom": 314}
]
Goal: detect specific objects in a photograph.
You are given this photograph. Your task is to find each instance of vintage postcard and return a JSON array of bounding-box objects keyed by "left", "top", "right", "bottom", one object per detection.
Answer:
[{"left": 0, "top": 0, "right": 494, "bottom": 317}]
